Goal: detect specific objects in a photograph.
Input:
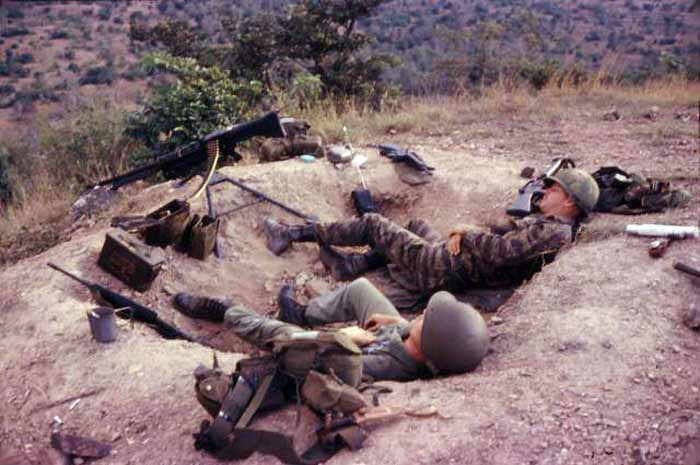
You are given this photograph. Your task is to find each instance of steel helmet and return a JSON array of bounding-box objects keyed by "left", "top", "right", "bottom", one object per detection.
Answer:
[{"left": 421, "top": 291, "right": 489, "bottom": 374}]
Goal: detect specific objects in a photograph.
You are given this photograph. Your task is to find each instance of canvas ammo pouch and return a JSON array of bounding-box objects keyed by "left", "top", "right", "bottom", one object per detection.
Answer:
[
  {"left": 266, "top": 330, "right": 363, "bottom": 389},
  {"left": 194, "top": 331, "right": 364, "bottom": 420},
  {"left": 301, "top": 370, "right": 367, "bottom": 415}
]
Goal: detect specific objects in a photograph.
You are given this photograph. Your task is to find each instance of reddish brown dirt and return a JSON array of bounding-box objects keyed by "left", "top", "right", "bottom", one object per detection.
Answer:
[{"left": 1, "top": 96, "right": 698, "bottom": 465}]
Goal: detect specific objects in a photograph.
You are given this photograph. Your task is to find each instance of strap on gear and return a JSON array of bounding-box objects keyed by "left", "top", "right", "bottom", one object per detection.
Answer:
[{"left": 236, "top": 372, "right": 275, "bottom": 428}]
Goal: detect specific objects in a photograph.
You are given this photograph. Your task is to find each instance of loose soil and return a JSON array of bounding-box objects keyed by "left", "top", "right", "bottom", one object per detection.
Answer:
[{"left": 1, "top": 96, "right": 699, "bottom": 465}]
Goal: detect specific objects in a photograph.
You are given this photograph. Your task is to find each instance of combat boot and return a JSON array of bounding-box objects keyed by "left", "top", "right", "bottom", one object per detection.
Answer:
[
  {"left": 277, "top": 283, "right": 308, "bottom": 326},
  {"left": 174, "top": 293, "right": 232, "bottom": 322},
  {"left": 319, "top": 246, "right": 387, "bottom": 281},
  {"left": 263, "top": 217, "right": 316, "bottom": 255}
]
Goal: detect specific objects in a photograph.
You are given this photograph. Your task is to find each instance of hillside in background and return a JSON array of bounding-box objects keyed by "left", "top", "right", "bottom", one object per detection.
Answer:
[{"left": 0, "top": 0, "right": 698, "bottom": 123}]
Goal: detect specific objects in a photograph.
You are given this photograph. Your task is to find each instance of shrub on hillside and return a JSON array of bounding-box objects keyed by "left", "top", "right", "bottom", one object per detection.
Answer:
[
  {"left": 0, "top": 84, "right": 15, "bottom": 95},
  {"left": 15, "top": 53, "right": 33, "bottom": 64},
  {"left": 2, "top": 28, "right": 31, "bottom": 38},
  {"left": 0, "top": 147, "right": 23, "bottom": 206},
  {"left": 517, "top": 59, "right": 559, "bottom": 90},
  {"left": 7, "top": 8, "right": 24, "bottom": 19},
  {"left": 584, "top": 31, "right": 601, "bottom": 42},
  {"left": 126, "top": 53, "right": 264, "bottom": 162},
  {"left": 50, "top": 30, "right": 69, "bottom": 40},
  {"left": 97, "top": 6, "right": 112, "bottom": 21},
  {"left": 67, "top": 63, "right": 80, "bottom": 73},
  {"left": 78, "top": 66, "right": 114, "bottom": 86}
]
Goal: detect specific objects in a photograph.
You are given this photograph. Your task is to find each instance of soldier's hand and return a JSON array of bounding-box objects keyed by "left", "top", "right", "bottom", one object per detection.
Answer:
[
  {"left": 447, "top": 233, "right": 462, "bottom": 256},
  {"left": 340, "top": 326, "right": 377, "bottom": 346},
  {"left": 364, "top": 314, "right": 405, "bottom": 332}
]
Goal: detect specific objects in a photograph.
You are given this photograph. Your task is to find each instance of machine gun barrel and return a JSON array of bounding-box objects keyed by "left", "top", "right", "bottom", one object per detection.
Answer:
[{"left": 92, "top": 112, "right": 286, "bottom": 191}]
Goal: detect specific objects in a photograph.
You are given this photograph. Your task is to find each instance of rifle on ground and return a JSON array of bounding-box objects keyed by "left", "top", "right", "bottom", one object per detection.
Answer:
[
  {"left": 47, "top": 262, "right": 204, "bottom": 344},
  {"left": 507, "top": 158, "right": 575, "bottom": 217},
  {"left": 674, "top": 261, "right": 700, "bottom": 279},
  {"left": 92, "top": 112, "right": 286, "bottom": 194}
]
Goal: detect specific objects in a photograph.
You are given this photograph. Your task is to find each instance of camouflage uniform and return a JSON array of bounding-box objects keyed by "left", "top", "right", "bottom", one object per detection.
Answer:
[
  {"left": 314, "top": 213, "right": 574, "bottom": 297},
  {"left": 223, "top": 278, "right": 428, "bottom": 382}
]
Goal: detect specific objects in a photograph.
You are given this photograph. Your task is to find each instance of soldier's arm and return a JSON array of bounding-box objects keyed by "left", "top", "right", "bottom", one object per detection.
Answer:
[
  {"left": 448, "top": 223, "right": 485, "bottom": 255},
  {"left": 458, "top": 221, "right": 570, "bottom": 268},
  {"left": 362, "top": 353, "right": 422, "bottom": 382}
]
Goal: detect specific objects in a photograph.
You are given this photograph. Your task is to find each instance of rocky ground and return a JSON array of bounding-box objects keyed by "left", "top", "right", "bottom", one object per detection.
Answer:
[{"left": 0, "top": 94, "right": 698, "bottom": 465}]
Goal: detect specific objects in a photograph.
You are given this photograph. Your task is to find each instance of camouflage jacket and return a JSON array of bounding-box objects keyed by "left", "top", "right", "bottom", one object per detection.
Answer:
[{"left": 452, "top": 214, "right": 574, "bottom": 288}]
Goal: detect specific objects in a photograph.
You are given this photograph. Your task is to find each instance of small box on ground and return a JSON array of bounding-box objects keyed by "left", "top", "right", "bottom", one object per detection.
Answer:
[{"left": 98, "top": 229, "right": 166, "bottom": 292}]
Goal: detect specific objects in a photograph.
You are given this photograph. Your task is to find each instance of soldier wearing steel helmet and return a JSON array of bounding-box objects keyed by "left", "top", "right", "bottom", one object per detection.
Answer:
[
  {"left": 174, "top": 277, "right": 489, "bottom": 381},
  {"left": 263, "top": 168, "right": 600, "bottom": 310}
]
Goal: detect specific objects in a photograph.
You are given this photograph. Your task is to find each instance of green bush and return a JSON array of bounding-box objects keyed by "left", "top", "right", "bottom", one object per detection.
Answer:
[
  {"left": 0, "top": 84, "right": 15, "bottom": 95},
  {"left": 16, "top": 53, "right": 33, "bottom": 64},
  {"left": 584, "top": 30, "right": 601, "bottom": 42},
  {"left": 67, "top": 63, "right": 80, "bottom": 73},
  {"left": 97, "top": 6, "right": 112, "bottom": 21},
  {"left": 50, "top": 30, "right": 70, "bottom": 40},
  {"left": 0, "top": 147, "right": 23, "bottom": 205},
  {"left": 2, "top": 28, "right": 31, "bottom": 38},
  {"left": 7, "top": 8, "right": 24, "bottom": 19},
  {"left": 78, "top": 66, "right": 114, "bottom": 86},
  {"left": 126, "top": 53, "right": 264, "bottom": 159},
  {"left": 517, "top": 59, "right": 559, "bottom": 90}
]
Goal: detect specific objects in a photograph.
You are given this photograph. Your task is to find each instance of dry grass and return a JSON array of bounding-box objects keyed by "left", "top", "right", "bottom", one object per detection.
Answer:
[
  {"left": 300, "top": 77, "right": 698, "bottom": 145},
  {"left": 0, "top": 171, "right": 73, "bottom": 234},
  {"left": 0, "top": 77, "right": 697, "bottom": 268}
]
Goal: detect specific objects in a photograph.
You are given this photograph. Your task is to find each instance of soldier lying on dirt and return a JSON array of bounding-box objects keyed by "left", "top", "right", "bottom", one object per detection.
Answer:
[
  {"left": 175, "top": 277, "right": 489, "bottom": 382},
  {"left": 173, "top": 278, "right": 488, "bottom": 455},
  {"left": 263, "top": 168, "right": 600, "bottom": 310}
]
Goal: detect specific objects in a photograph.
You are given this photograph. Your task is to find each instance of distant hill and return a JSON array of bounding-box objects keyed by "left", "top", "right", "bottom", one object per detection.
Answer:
[{"left": 0, "top": 0, "right": 697, "bottom": 122}]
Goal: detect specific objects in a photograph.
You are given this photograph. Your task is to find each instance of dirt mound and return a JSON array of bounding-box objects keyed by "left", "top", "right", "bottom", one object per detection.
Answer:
[{"left": 1, "top": 103, "right": 699, "bottom": 465}]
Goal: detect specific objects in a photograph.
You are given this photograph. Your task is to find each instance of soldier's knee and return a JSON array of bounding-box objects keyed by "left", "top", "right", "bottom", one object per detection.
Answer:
[
  {"left": 362, "top": 213, "right": 383, "bottom": 224},
  {"left": 347, "top": 277, "right": 374, "bottom": 296},
  {"left": 222, "top": 304, "right": 253, "bottom": 326}
]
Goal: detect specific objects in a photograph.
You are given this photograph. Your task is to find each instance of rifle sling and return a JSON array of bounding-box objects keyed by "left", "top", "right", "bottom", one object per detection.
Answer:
[{"left": 236, "top": 372, "right": 275, "bottom": 429}]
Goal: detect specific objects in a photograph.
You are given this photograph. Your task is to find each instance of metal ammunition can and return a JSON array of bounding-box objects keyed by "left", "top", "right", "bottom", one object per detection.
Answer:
[
  {"left": 98, "top": 229, "right": 166, "bottom": 292},
  {"left": 144, "top": 199, "right": 191, "bottom": 247}
]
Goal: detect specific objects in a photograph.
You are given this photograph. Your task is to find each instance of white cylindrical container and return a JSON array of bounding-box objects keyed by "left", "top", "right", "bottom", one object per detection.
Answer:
[{"left": 625, "top": 224, "right": 700, "bottom": 238}]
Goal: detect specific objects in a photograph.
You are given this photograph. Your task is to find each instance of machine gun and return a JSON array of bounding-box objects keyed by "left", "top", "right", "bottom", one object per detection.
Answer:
[
  {"left": 507, "top": 158, "right": 575, "bottom": 217},
  {"left": 93, "top": 112, "right": 286, "bottom": 199}
]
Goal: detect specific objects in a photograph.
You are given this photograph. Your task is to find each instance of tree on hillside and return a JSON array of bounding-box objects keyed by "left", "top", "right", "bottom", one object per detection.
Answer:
[
  {"left": 126, "top": 53, "right": 263, "bottom": 159},
  {"left": 126, "top": 0, "right": 397, "bottom": 166},
  {"left": 131, "top": 0, "right": 396, "bottom": 102}
]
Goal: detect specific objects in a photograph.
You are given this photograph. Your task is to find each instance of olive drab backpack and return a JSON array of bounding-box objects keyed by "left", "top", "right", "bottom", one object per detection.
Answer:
[
  {"left": 193, "top": 330, "right": 368, "bottom": 464},
  {"left": 591, "top": 166, "right": 690, "bottom": 214}
]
